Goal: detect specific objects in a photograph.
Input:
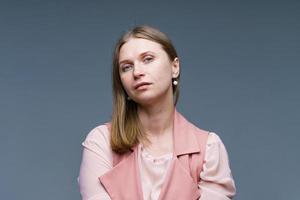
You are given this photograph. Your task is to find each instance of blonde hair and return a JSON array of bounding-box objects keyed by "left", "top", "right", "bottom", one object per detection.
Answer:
[{"left": 111, "top": 25, "right": 180, "bottom": 154}]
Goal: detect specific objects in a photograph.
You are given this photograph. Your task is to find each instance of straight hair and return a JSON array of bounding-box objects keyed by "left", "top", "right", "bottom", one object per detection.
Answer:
[{"left": 111, "top": 25, "right": 180, "bottom": 154}]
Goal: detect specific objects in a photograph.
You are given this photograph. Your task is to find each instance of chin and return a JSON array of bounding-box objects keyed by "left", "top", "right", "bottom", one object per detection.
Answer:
[
  {"left": 134, "top": 94, "right": 170, "bottom": 107},
  {"left": 133, "top": 97, "right": 156, "bottom": 106},
  {"left": 132, "top": 87, "right": 172, "bottom": 105}
]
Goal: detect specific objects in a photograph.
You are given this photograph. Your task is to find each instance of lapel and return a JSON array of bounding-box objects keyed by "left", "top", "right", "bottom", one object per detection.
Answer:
[
  {"left": 99, "top": 145, "right": 143, "bottom": 200},
  {"left": 157, "top": 110, "right": 202, "bottom": 200},
  {"left": 99, "top": 110, "right": 203, "bottom": 200}
]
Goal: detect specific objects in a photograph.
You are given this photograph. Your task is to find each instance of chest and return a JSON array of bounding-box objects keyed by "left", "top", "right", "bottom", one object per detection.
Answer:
[
  {"left": 142, "top": 133, "right": 173, "bottom": 157},
  {"left": 138, "top": 144, "right": 173, "bottom": 200}
]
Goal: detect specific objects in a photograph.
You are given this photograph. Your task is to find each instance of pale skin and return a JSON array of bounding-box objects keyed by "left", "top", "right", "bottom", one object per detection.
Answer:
[{"left": 119, "top": 38, "right": 180, "bottom": 156}]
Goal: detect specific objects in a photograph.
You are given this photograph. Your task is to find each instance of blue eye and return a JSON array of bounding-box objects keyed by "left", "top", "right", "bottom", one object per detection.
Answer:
[
  {"left": 143, "top": 56, "right": 153, "bottom": 63},
  {"left": 121, "top": 64, "right": 133, "bottom": 72}
]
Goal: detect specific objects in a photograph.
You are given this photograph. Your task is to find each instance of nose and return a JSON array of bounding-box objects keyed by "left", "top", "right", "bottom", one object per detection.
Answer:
[{"left": 132, "top": 64, "right": 144, "bottom": 78}]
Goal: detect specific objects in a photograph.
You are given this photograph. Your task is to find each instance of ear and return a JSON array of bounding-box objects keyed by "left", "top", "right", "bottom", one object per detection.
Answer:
[{"left": 171, "top": 57, "right": 180, "bottom": 78}]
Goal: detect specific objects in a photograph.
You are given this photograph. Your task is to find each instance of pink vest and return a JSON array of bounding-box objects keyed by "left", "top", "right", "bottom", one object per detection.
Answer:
[{"left": 99, "top": 111, "right": 209, "bottom": 200}]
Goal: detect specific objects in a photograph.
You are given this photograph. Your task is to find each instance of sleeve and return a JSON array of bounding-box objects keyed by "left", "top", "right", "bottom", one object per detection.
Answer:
[
  {"left": 78, "top": 125, "right": 113, "bottom": 200},
  {"left": 199, "top": 132, "right": 236, "bottom": 200}
]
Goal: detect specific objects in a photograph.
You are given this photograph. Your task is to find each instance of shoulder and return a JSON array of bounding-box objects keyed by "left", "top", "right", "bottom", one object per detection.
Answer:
[
  {"left": 206, "top": 132, "right": 226, "bottom": 147},
  {"left": 188, "top": 120, "right": 210, "bottom": 139},
  {"left": 83, "top": 124, "right": 110, "bottom": 142},
  {"left": 196, "top": 130, "right": 228, "bottom": 151},
  {"left": 204, "top": 132, "right": 231, "bottom": 163},
  {"left": 81, "top": 123, "right": 112, "bottom": 155},
  {"left": 185, "top": 117, "right": 223, "bottom": 145},
  {"left": 187, "top": 120, "right": 226, "bottom": 151}
]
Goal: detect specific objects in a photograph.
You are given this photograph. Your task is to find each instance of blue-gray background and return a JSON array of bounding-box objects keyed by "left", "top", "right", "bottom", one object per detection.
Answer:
[{"left": 1, "top": 0, "right": 299, "bottom": 199}]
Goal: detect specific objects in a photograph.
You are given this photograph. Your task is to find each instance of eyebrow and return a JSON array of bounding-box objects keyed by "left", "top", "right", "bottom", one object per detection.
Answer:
[{"left": 119, "top": 51, "right": 155, "bottom": 66}]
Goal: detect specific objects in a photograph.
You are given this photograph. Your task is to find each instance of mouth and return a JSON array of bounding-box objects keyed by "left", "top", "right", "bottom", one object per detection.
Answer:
[{"left": 134, "top": 82, "right": 152, "bottom": 90}]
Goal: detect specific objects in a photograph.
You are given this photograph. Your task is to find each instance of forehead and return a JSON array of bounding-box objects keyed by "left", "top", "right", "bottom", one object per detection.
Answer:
[{"left": 119, "top": 38, "right": 165, "bottom": 60}]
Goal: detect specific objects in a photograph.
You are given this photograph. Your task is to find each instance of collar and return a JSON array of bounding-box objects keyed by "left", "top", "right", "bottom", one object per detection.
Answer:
[{"left": 130, "top": 109, "right": 202, "bottom": 156}]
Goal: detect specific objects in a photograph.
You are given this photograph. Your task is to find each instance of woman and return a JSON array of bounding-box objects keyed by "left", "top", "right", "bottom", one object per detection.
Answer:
[{"left": 78, "top": 25, "right": 236, "bottom": 200}]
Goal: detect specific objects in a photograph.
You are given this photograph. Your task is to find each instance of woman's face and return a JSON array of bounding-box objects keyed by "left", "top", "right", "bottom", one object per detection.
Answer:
[{"left": 118, "top": 38, "right": 179, "bottom": 106}]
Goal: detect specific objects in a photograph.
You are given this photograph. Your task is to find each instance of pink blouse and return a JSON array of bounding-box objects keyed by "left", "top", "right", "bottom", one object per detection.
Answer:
[{"left": 78, "top": 125, "right": 236, "bottom": 200}]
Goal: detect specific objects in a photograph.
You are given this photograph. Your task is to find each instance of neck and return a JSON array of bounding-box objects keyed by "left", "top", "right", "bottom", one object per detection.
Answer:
[{"left": 137, "top": 98, "right": 175, "bottom": 136}]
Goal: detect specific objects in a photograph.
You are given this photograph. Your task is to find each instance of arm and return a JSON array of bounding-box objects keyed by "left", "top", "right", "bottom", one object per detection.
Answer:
[
  {"left": 199, "top": 132, "right": 236, "bottom": 200},
  {"left": 78, "top": 125, "right": 113, "bottom": 200}
]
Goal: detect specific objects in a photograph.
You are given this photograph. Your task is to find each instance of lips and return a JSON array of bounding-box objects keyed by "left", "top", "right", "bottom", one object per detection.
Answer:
[{"left": 134, "top": 82, "right": 152, "bottom": 90}]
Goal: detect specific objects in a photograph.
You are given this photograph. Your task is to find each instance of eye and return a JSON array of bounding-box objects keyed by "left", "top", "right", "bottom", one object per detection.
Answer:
[
  {"left": 143, "top": 56, "right": 154, "bottom": 63},
  {"left": 121, "top": 64, "right": 133, "bottom": 72}
]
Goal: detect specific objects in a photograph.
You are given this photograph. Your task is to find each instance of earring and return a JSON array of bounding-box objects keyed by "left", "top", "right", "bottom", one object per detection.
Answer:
[
  {"left": 173, "top": 79, "right": 178, "bottom": 86},
  {"left": 127, "top": 95, "right": 131, "bottom": 100}
]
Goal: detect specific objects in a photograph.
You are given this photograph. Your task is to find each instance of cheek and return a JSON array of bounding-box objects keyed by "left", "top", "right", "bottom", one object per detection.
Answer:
[
  {"left": 154, "top": 64, "right": 173, "bottom": 81},
  {"left": 120, "top": 75, "right": 131, "bottom": 91}
]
